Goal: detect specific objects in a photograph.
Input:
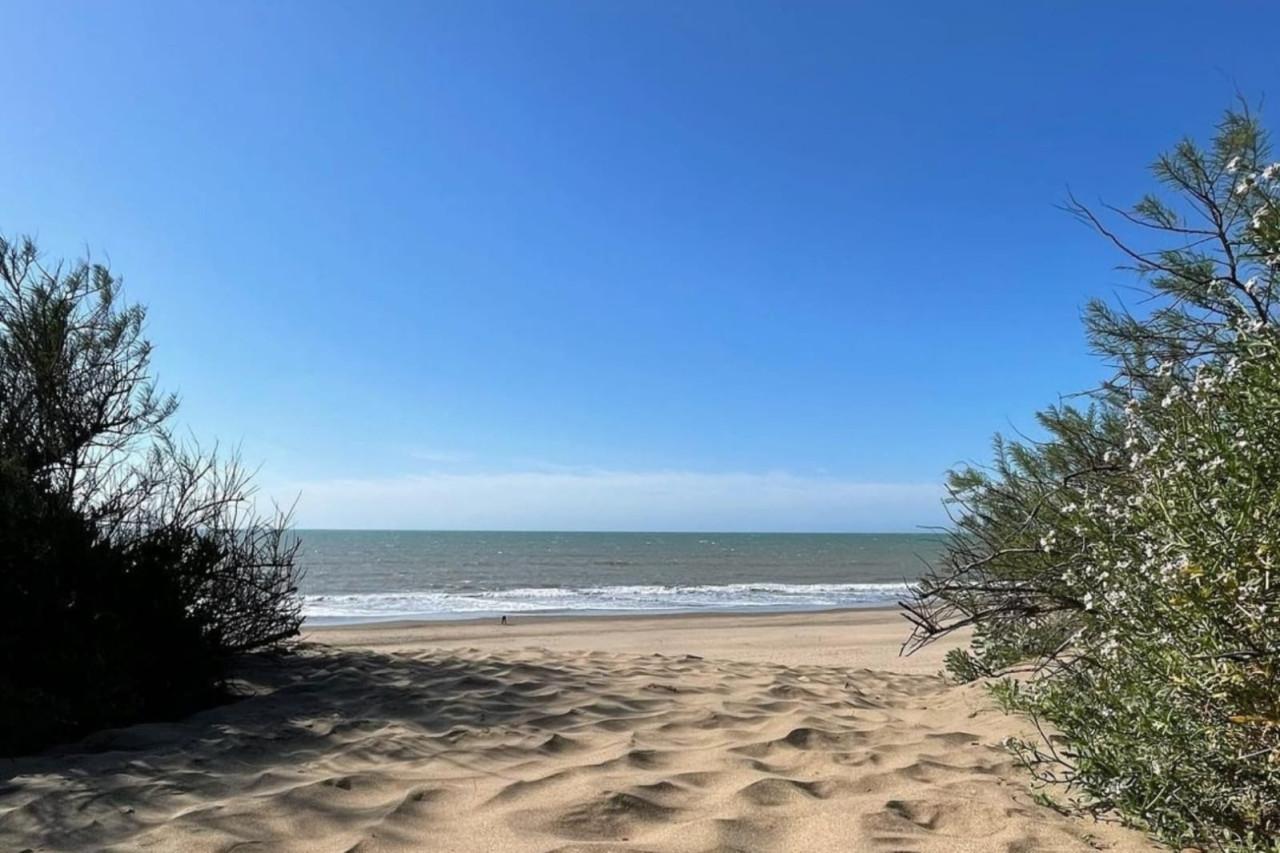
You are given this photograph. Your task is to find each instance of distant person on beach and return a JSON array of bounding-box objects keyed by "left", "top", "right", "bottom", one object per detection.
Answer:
[{"left": 500, "top": 615, "right": 508, "bottom": 626}]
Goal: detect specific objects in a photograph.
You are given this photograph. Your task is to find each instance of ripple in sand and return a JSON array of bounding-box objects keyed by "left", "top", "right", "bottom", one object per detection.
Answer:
[
  {"left": 550, "top": 791, "right": 681, "bottom": 841},
  {"left": 736, "top": 777, "right": 832, "bottom": 806}
]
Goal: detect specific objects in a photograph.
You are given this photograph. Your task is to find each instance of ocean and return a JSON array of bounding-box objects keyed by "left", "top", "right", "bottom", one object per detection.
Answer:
[{"left": 297, "top": 531, "right": 943, "bottom": 625}]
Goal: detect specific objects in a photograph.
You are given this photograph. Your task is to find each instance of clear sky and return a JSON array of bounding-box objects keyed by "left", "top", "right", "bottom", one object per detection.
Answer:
[{"left": 4, "top": 1, "right": 1277, "bottom": 531}]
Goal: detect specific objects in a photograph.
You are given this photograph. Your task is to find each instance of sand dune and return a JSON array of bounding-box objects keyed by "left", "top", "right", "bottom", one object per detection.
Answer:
[{"left": 0, "top": 612, "right": 1158, "bottom": 852}]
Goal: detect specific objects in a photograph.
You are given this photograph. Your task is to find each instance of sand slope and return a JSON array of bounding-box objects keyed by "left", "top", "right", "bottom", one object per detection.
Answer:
[{"left": 1, "top": 621, "right": 1158, "bottom": 853}]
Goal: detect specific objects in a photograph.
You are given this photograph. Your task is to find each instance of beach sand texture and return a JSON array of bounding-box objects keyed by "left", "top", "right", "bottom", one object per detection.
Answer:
[{"left": 0, "top": 610, "right": 1158, "bottom": 853}]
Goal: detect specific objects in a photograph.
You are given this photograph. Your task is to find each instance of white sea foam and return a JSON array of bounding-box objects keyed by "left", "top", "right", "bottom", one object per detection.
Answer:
[{"left": 302, "top": 581, "right": 913, "bottom": 623}]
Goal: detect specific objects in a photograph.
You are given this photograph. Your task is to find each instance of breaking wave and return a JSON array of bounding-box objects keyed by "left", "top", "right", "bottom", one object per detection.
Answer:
[{"left": 303, "top": 581, "right": 913, "bottom": 624}]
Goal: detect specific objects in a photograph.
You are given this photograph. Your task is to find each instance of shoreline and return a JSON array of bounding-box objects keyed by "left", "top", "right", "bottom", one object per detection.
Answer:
[
  {"left": 300, "top": 585, "right": 918, "bottom": 628},
  {"left": 306, "top": 605, "right": 950, "bottom": 673},
  {"left": 306, "top": 602, "right": 903, "bottom": 630}
]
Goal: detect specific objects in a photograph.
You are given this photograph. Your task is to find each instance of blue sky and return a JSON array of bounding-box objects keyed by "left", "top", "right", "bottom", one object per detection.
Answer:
[{"left": 4, "top": 1, "right": 1277, "bottom": 531}]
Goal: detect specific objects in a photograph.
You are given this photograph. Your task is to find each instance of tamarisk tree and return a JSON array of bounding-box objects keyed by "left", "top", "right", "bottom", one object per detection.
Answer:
[
  {"left": 904, "top": 108, "right": 1280, "bottom": 850},
  {"left": 0, "top": 235, "right": 303, "bottom": 754}
]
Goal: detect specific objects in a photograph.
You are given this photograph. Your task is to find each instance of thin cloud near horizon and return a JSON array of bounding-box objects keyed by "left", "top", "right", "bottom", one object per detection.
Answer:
[{"left": 268, "top": 468, "right": 947, "bottom": 533}]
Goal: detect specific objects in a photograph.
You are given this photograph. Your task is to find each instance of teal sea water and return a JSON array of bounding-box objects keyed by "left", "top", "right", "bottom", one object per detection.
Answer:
[{"left": 298, "top": 531, "right": 943, "bottom": 624}]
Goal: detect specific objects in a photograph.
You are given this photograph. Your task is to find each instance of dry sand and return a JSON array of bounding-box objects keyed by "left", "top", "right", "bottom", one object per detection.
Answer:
[{"left": 0, "top": 609, "right": 1159, "bottom": 853}]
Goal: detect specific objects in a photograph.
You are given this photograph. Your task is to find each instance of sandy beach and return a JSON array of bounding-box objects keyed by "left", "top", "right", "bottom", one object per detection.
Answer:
[{"left": 0, "top": 609, "right": 1158, "bottom": 853}]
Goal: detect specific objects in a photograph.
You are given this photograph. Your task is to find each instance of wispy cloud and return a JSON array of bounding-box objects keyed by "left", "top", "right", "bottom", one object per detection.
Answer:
[
  {"left": 407, "top": 448, "right": 473, "bottom": 464},
  {"left": 272, "top": 468, "right": 946, "bottom": 532}
]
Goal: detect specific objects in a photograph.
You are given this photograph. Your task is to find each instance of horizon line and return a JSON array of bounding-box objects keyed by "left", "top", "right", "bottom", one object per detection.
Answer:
[{"left": 291, "top": 528, "right": 947, "bottom": 535}]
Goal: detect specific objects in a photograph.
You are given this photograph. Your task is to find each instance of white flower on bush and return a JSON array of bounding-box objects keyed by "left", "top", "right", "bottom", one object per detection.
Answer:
[{"left": 1040, "top": 531, "right": 1056, "bottom": 553}]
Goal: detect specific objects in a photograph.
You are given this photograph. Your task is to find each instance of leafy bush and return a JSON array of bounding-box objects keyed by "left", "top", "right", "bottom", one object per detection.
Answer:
[
  {"left": 996, "top": 333, "right": 1280, "bottom": 849},
  {"left": 0, "top": 235, "right": 302, "bottom": 754},
  {"left": 906, "top": 108, "right": 1280, "bottom": 850}
]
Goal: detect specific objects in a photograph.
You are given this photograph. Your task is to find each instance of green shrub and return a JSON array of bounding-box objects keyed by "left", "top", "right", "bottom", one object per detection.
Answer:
[
  {"left": 0, "top": 235, "right": 303, "bottom": 754},
  {"left": 999, "top": 332, "right": 1280, "bottom": 850},
  {"left": 907, "top": 108, "right": 1280, "bottom": 850}
]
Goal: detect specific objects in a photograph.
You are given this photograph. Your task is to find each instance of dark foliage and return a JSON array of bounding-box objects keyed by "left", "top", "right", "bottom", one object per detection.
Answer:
[{"left": 0, "top": 235, "right": 302, "bottom": 755}]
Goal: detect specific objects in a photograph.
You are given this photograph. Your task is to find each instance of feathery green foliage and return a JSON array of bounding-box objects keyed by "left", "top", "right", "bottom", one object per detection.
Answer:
[{"left": 905, "top": 107, "right": 1280, "bottom": 850}]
